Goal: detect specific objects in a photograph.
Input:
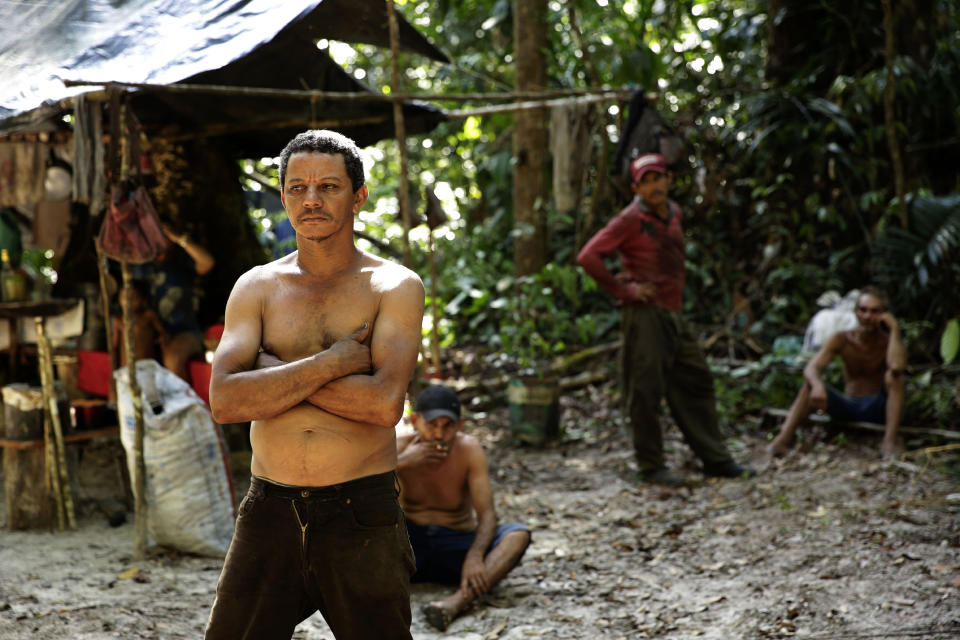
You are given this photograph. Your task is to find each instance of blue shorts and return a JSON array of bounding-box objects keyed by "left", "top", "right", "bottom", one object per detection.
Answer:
[
  {"left": 826, "top": 386, "right": 886, "bottom": 424},
  {"left": 406, "top": 520, "right": 530, "bottom": 584}
]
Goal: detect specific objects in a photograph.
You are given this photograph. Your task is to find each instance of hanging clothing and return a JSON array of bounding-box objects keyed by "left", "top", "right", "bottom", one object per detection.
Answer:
[
  {"left": 550, "top": 98, "right": 594, "bottom": 214},
  {"left": 72, "top": 95, "right": 106, "bottom": 215},
  {"left": 0, "top": 142, "right": 45, "bottom": 206}
]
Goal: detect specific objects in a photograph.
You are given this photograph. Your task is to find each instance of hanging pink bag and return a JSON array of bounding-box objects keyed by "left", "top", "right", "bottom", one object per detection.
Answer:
[{"left": 98, "top": 180, "right": 169, "bottom": 264}]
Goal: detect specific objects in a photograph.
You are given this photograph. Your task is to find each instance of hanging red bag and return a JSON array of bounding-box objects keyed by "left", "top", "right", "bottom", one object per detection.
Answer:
[{"left": 98, "top": 180, "right": 169, "bottom": 264}]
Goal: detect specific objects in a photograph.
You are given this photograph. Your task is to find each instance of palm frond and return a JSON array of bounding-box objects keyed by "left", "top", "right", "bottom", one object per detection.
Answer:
[{"left": 871, "top": 194, "right": 960, "bottom": 320}]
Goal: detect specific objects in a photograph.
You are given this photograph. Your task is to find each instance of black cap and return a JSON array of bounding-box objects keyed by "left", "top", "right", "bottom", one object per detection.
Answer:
[{"left": 415, "top": 385, "right": 461, "bottom": 423}]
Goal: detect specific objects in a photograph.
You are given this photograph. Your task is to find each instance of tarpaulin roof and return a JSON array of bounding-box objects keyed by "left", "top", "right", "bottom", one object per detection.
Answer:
[{"left": 0, "top": 0, "right": 449, "bottom": 154}]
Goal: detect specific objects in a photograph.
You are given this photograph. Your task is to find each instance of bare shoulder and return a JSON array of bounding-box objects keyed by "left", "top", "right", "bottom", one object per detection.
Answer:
[
  {"left": 232, "top": 261, "right": 270, "bottom": 291},
  {"left": 252, "top": 252, "right": 300, "bottom": 280},
  {"left": 829, "top": 330, "right": 851, "bottom": 349},
  {"left": 456, "top": 432, "right": 486, "bottom": 461},
  {"left": 231, "top": 255, "right": 296, "bottom": 296},
  {"left": 456, "top": 431, "right": 481, "bottom": 448},
  {"left": 362, "top": 252, "right": 424, "bottom": 294}
]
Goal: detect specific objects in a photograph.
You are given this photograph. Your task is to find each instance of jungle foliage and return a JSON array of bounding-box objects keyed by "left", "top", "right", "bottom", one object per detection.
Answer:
[{"left": 248, "top": 0, "right": 960, "bottom": 423}]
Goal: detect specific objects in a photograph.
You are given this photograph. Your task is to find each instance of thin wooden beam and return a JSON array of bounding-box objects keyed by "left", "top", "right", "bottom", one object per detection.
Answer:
[
  {"left": 62, "top": 79, "right": 636, "bottom": 104},
  {"left": 762, "top": 408, "right": 960, "bottom": 441},
  {"left": 445, "top": 91, "right": 635, "bottom": 119},
  {"left": 161, "top": 115, "right": 391, "bottom": 142}
]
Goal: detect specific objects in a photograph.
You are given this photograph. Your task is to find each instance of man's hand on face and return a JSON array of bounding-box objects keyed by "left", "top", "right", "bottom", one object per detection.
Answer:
[
  {"left": 406, "top": 434, "right": 450, "bottom": 467},
  {"left": 877, "top": 311, "right": 899, "bottom": 333}
]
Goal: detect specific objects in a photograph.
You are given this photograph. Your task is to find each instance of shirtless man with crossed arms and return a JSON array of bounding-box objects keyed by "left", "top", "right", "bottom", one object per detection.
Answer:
[{"left": 205, "top": 130, "right": 424, "bottom": 640}]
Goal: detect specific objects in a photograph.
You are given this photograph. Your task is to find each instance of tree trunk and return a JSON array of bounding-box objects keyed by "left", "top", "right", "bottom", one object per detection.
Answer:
[
  {"left": 881, "top": 0, "right": 908, "bottom": 228},
  {"left": 512, "top": 0, "right": 549, "bottom": 276}
]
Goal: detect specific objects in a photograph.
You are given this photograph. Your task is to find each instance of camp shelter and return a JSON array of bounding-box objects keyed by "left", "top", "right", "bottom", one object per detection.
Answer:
[
  {"left": 0, "top": 0, "right": 449, "bottom": 357},
  {"left": 0, "top": 0, "right": 448, "bottom": 149}
]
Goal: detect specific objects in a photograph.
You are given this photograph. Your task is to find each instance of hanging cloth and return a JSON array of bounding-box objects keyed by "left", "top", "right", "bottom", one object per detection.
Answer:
[
  {"left": 98, "top": 179, "right": 168, "bottom": 264},
  {"left": 72, "top": 94, "right": 106, "bottom": 215},
  {"left": 0, "top": 142, "right": 46, "bottom": 206},
  {"left": 550, "top": 98, "right": 594, "bottom": 214}
]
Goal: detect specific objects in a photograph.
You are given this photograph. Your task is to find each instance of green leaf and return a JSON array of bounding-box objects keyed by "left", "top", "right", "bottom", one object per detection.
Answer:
[{"left": 941, "top": 318, "right": 960, "bottom": 365}]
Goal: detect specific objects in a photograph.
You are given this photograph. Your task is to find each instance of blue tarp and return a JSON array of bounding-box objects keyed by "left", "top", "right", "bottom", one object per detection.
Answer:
[{"left": 0, "top": 0, "right": 448, "bottom": 152}]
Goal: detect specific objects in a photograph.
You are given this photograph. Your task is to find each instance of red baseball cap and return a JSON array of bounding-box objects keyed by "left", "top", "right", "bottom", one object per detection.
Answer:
[{"left": 630, "top": 153, "right": 667, "bottom": 184}]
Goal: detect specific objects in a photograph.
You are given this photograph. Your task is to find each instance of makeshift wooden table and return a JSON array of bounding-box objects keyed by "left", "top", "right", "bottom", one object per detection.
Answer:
[{"left": 0, "top": 299, "right": 81, "bottom": 530}]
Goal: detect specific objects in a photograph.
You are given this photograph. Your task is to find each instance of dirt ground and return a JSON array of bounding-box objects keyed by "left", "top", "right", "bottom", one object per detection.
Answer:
[{"left": 1, "top": 385, "right": 959, "bottom": 640}]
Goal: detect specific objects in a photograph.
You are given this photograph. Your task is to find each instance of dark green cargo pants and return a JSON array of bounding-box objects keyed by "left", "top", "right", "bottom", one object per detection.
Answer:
[{"left": 620, "top": 305, "right": 733, "bottom": 472}]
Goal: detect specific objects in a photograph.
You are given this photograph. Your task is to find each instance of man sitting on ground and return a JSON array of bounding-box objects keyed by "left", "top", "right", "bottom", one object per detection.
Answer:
[
  {"left": 397, "top": 385, "right": 531, "bottom": 632},
  {"left": 768, "top": 286, "right": 907, "bottom": 458}
]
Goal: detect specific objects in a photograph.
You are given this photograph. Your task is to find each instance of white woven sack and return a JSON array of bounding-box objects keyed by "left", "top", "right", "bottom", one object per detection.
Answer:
[
  {"left": 802, "top": 289, "right": 861, "bottom": 353},
  {"left": 115, "top": 359, "right": 235, "bottom": 557}
]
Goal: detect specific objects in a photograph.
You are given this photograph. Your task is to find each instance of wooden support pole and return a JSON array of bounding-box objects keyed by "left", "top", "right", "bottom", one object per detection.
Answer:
[
  {"left": 40, "top": 376, "right": 64, "bottom": 531},
  {"left": 35, "top": 317, "right": 76, "bottom": 530},
  {"left": 121, "top": 263, "right": 148, "bottom": 559},
  {"left": 386, "top": 0, "right": 413, "bottom": 270},
  {"left": 427, "top": 229, "right": 441, "bottom": 371},
  {"left": 94, "top": 240, "right": 117, "bottom": 387}
]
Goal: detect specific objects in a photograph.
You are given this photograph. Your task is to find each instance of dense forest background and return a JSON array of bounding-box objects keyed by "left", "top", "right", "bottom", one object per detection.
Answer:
[{"left": 245, "top": 0, "right": 960, "bottom": 428}]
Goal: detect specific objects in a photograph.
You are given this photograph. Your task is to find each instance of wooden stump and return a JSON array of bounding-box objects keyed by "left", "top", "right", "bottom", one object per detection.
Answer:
[
  {"left": 3, "top": 446, "right": 56, "bottom": 529},
  {"left": 2, "top": 384, "right": 70, "bottom": 440},
  {"left": 2, "top": 444, "right": 80, "bottom": 530},
  {"left": 1, "top": 383, "right": 75, "bottom": 530}
]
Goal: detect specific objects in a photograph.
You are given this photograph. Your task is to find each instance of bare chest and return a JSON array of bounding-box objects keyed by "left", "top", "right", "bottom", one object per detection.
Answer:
[
  {"left": 261, "top": 273, "right": 380, "bottom": 360},
  {"left": 839, "top": 336, "right": 887, "bottom": 378},
  {"left": 402, "top": 461, "right": 469, "bottom": 509}
]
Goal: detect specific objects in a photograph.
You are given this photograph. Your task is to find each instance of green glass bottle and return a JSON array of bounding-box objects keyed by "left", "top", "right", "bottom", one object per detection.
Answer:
[{"left": 1, "top": 248, "right": 23, "bottom": 302}]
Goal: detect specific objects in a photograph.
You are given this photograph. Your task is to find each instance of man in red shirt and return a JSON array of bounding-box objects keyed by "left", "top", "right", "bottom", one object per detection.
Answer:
[{"left": 578, "top": 153, "right": 754, "bottom": 486}]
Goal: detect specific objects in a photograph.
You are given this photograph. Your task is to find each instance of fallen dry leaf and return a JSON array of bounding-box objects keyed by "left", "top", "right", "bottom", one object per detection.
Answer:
[
  {"left": 117, "top": 567, "right": 140, "bottom": 580},
  {"left": 483, "top": 619, "right": 508, "bottom": 640}
]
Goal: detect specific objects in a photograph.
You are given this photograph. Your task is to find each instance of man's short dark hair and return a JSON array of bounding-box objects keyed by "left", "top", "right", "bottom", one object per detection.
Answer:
[
  {"left": 278, "top": 129, "right": 365, "bottom": 193},
  {"left": 859, "top": 285, "right": 889, "bottom": 310}
]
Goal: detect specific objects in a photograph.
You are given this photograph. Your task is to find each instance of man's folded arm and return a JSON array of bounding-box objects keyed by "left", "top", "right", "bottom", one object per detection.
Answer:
[
  {"left": 305, "top": 275, "right": 425, "bottom": 427},
  {"left": 209, "top": 268, "right": 365, "bottom": 424}
]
